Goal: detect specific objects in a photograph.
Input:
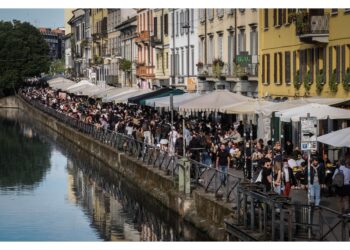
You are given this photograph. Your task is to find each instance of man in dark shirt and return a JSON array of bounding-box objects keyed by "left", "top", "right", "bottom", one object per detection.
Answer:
[
  {"left": 216, "top": 144, "right": 230, "bottom": 186},
  {"left": 262, "top": 158, "right": 273, "bottom": 192}
]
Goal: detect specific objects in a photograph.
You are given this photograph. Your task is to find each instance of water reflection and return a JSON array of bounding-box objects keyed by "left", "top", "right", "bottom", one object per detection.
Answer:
[
  {"left": 0, "top": 115, "right": 51, "bottom": 191},
  {"left": 0, "top": 108, "right": 209, "bottom": 241}
]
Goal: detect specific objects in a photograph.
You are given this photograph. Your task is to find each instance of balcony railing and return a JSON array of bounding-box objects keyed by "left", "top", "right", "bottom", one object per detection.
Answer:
[
  {"left": 136, "top": 65, "right": 155, "bottom": 77},
  {"left": 151, "top": 36, "right": 162, "bottom": 47},
  {"left": 296, "top": 13, "right": 329, "bottom": 43},
  {"left": 135, "top": 31, "right": 150, "bottom": 43}
]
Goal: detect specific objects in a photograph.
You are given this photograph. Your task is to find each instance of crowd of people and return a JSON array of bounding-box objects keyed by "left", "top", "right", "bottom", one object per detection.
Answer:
[{"left": 20, "top": 85, "right": 350, "bottom": 213}]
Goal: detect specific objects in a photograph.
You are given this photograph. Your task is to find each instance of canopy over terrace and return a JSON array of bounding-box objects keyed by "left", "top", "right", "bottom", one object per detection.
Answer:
[
  {"left": 275, "top": 103, "right": 350, "bottom": 122},
  {"left": 220, "top": 99, "right": 274, "bottom": 114},
  {"left": 65, "top": 80, "right": 94, "bottom": 95},
  {"left": 139, "top": 88, "right": 185, "bottom": 105},
  {"left": 94, "top": 87, "right": 136, "bottom": 99},
  {"left": 78, "top": 85, "right": 114, "bottom": 97},
  {"left": 128, "top": 87, "right": 174, "bottom": 104},
  {"left": 103, "top": 89, "right": 152, "bottom": 103},
  {"left": 178, "top": 90, "right": 252, "bottom": 113},
  {"left": 48, "top": 78, "right": 75, "bottom": 90},
  {"left": 317, "top": 127, "right": 350, "bottom": 148},
  {"left": 145, "top": 92, "right": 202, "bottom": 109}
]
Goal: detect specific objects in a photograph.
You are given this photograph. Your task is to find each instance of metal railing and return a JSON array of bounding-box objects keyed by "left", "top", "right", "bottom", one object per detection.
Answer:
[{"left": 226, "top": 182, "right": 350, "bottom": 241}]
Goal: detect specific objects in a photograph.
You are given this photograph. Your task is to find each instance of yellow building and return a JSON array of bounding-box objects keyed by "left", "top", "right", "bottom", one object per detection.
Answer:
[
  {"left": 152, "top": 9, "right": 170, "bottom": 87},
  {"left": 91, "top": 9, "right": 108, "bottom": 83},
  {"left": 259, "top": 9, "right": 350, "bottom": 99}
]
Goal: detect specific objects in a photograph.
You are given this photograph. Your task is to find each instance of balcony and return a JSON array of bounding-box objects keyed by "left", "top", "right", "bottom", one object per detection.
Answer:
[
  {"left": 227, "top": 63, "right": 258, "bottom": 81},
  {"left": 151, "top": 36, "right": 162, "bottom": 48},
  {"left": 197, "top": 63, "right": 228, "bottom": 80},
  {"left": 296, "top": 13, "right": 329, "bottom": 43},
  {"left": 106, "top": 75, "right": 119, "bottom": 85},
  {"left": 135, "top": 31, "right": 150, "bottom": 44},
  {"left": 136, "top": 64, "right": 155, "bottom": 78}
]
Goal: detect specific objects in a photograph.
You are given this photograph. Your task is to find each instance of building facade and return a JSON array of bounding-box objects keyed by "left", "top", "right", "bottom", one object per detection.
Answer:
[
  {"left": 91, "top": 9, "right": 108, "bottom": 84},
  {"left": 135, "top": 9, "right": 155, "bottom": 89},
  {"left": 64, "top": 9, "right": 74, "bottom": 70},
  {"left": 152, "top": 9, "right": 170, "bottom": 88},
  {"left": 116, "top": 16, "right": 138, "bottom": 87},
  {"left": 197, "top": 9, "right": 258, "bottom": 96},
  {"left": 259, "top": 8, "right": 350, "bottom": 99},
  {"left": 68, "top": 9, "right": 92, "bottom": 78},
  {"left": 169, "top": 8, "right": 199, "bottom": 92},
  {"left": 39, "top": 27, "right": 65, "bottom": 60}
]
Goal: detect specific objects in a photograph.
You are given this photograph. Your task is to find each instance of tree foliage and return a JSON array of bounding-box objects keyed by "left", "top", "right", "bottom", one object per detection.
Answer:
[{"left": 0, "top": 20, "right": 50, "bottom": 93}]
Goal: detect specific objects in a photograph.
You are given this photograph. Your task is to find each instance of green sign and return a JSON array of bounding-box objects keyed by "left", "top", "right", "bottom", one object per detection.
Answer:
[{"left": 236, "top": 55, "right": 252, "bottom": 66}]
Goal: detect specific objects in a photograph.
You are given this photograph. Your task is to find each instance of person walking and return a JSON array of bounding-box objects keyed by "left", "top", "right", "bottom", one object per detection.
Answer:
[
  {"left": 303, "top": 157, "right": 326, "bottom": 206},
  {"left": 282, "top": 158, "right": 297, "bottom": 197},
  {"left": 216, "top": 144, "right": 230, "bottom": 186}
]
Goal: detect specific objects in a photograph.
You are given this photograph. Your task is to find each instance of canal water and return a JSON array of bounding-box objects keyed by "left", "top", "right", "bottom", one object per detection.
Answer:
[{"left": 0, "top": 108, "right": 208, "bottom": 241}]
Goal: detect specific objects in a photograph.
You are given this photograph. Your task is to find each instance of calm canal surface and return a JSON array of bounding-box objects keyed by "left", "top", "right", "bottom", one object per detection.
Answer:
[{"left": 0, "top": 109, "right": 208, "bottom": 241}]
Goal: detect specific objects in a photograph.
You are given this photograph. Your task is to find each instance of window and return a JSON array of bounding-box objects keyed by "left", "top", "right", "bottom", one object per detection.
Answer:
[
  {"left": 228, "top": 32, "right": 234, "bottom": 75},
  {"left": 164, "top": 14, "right": 168, "bottom": 35},
  {"left": 282, "top": 9, "right": 287, "bottom": 25},
  {"left": 273, "top": 9, "right": 277, "bottom": 26},
  {"left": 227, "top": 9, "right": 234, "bottom": 15},
  {"left": 171, "top": 12, "right": 174, "bottom": 37},
  {"left": 239, "top": 9, "right": 245, "bottom": 14},
  {"left": 287, "top": 9, "right": 296, "bottom": 24},
  {"left": 199, "top": 9, "right": 205, "bottom": 22},
  {"left": 345, "top": 9, "right": 350, "bottom": 14},
  {"left": 217, "top": 9, "right": 224, "bottom": 18},
  {"left": 274, "top": 52, "right": 283, "bottom": 84},
  {"left": 208, "top": 9, "right": 214, "bottom": 20},
  {"left": 218, "top": 33, "right": 223, "bottom": 59},
  {"left": 329, "top": 46, "right": 333, "bottom": 83},
  {"left": 181, "top": 48, "right": 184, "bottom": 75},
  {"left": 285, "top": 51, "right": 291, "bottom": 84},
  {"left": 238, "top": 29, "right": 246, "bottom": 53},
  {"left": 180, "top": 10, "right": 184, "bottom": 35},
  {"left": 278, "top": 9, "right": 283, "bottom": 26},
  {"left": 331, "top": 9, "right": 338, "bottom": 16},
  {"left": 153, "top": 17, "right": 158, "bottom": 37},
  {"left": 185, "top": 9, "right": 189, "bottom": 34},
  {"left": 250, "top": 27, "right": 258, "bottom": 56},
  {"left": 166, "top": 52, "right": 169, "bottom": 69},
  {"left": 176, "top": 12, "right": 179, "bottom": 36},
  {"left": 191, "top": 9, "right": 194, "bottom": 33},
  {"left": 208, "top": 35, "right": 214, "bottom": 63},
  {"left": 336, "top": 46, "right": 341, "bottom": 83},
  {"left": 264, "top": 9, "right": 269, "bottom": 29}
]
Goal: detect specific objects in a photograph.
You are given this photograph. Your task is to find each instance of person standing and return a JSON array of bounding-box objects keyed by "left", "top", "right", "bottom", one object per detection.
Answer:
[
  {"left": 282, "top": 158, "right": 297, "bottom": 197},
  {"left": 216, "top": 144, "right": 230, "bottom": 186},
  {"left": 303, "top": 158, "right": 326, "bottom": 206},
  {"left": 333, "top": 159, "right": 350, "bottom": 213},
  {"left": 273, "top": 162, "right": 282, "bottom": 194},
  {"left": 262, "top": 158, "right": 273, "bottom": 192}
]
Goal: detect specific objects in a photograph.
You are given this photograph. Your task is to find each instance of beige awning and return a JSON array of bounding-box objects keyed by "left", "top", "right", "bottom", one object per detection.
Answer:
[
  {"left": 220, "top": 99, "right": 274, "bottom": 114},
  {"left": 178, "top": 90, "right": 252, "bottom": 113}
]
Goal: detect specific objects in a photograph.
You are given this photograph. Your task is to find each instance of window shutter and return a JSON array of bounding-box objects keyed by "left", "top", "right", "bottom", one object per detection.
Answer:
[
  {"left": 323, "top": 47, "right": 327, "bottom": 82},
  {"left": 293, "top": 51, "right": 296, "bottom": 82},
  {"left": 299, "top": 50, "right": 303, "bottom": 83},
  {"left": 342, "top": 45, "right": 346, "bottom": 82},
  {"left": 315, "top": 47, "right": 319, "bottom": 75},
  {"left": 336, "top": 46, "right": 340, "bottom": 83},
  {"left": 310, "top": 48, "right": 314, "bottom": 83},
  {"left": 273, "top": 9, "right": 277, "bottom": 26},
  {"left": 274, "top": 53, "right": 277, "bottom": 83},
  {"left": 262, "top": 55, "right": 266, "bottom": 83},
  {"left": 285, "top": 51, "right": 291, "bottom": 84},
  {"left": 267, "top": 54, "right": 270, "bottom": 84},
  {"left": 279, "top": 53, "right": 283, "bottom": 84},
  {"left": 264, "top": 9, "right": 269, "bottom": 28},
  {"left": 329, "top": 46, "right": 333, "bottom": 83}
]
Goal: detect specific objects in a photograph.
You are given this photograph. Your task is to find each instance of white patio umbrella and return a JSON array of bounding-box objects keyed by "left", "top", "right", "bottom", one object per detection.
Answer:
[
  {"left": 178, "top": 90, "right": 252, "bottom": 113},
  {"left": 317, "top": 127, "right": 350, "bottom": 148},
  {"left": 103, "top": 89, "right": 152, "bottom": 103},
  {"left": 275, "top": 103, "right": 350, "bottom": 122},
  {"left": 49, "top": 79, "right": 75, "bottom": 90},
  {"left": 97, "top": 87, "right": 137, "bottom": 99},
  {"left": 220, "top": 99, "right": 273, "bottom": 114}
]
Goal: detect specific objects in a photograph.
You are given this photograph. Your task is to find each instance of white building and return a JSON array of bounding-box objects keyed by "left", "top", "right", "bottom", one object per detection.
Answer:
[{"left": 169, "top": 9, "right": 199, "bottom": 92}]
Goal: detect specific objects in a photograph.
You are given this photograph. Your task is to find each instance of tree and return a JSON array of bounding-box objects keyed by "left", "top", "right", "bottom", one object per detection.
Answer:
[
  {"left": 0, "top": 20, "right": 50, "bottom": 95},
  {"left": 49, "top": 59, "right": 65, "bottom": 76}
]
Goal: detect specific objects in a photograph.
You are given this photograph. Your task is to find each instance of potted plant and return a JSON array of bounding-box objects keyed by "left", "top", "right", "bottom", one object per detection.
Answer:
[
  {"left": 343, "top": 67, "right": 350, "bottom": 92},
  {"left": 196, "top": 62, "right": 204, "bottom": 68},
  {"left": 303, "top": 70, "right": 312, "bottom": 95},
  {"left": 316, "top": 69, "right": 324, "bottom": 95},
  {"left": 329, "top": 69, "right": 338, "bottom": 93}
]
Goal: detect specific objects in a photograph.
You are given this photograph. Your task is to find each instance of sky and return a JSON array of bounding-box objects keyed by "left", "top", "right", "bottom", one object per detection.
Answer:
[{"left": 0, "top": 9, "right": 64, "bottom": 28}]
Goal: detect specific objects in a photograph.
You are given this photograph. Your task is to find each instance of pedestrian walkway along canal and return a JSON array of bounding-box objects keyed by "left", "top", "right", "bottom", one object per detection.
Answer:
[{"left": 0, "top": 108, "right": 209, "bottom": 241}]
